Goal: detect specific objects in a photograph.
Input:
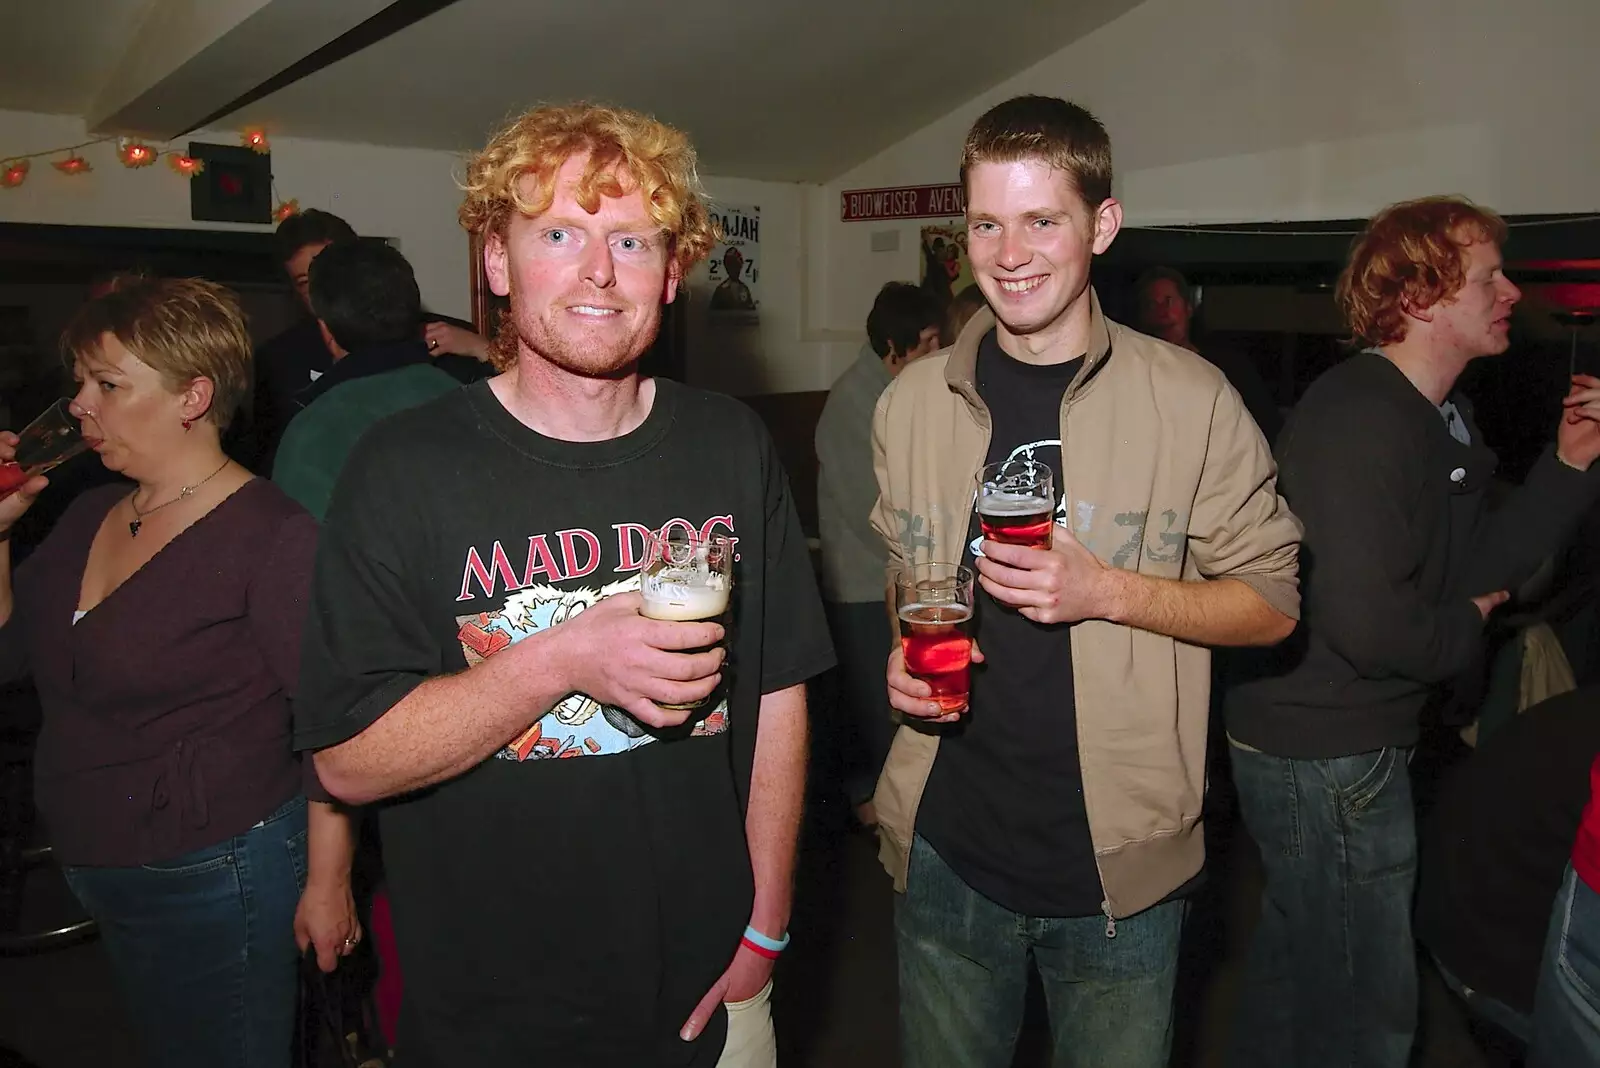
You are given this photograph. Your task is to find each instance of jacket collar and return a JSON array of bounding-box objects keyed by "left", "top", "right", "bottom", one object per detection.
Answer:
[
  {"left": 295, "top": 338, "right": 432, "bottom": 410},
  {"left": 944, "top": 288, "right": 1114, "bottom": 415}
]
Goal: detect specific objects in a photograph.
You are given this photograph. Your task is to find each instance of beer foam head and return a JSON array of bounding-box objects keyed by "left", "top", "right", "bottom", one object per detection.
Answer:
[
  {"left": 977, "top": 490, "right": 1053, "bottom": 516},
  {"left": 642, "top": 583, "right": 729, "bottom": 620},
  {"left": 898, "top": 601, "right": 973, "bottom": 625}
]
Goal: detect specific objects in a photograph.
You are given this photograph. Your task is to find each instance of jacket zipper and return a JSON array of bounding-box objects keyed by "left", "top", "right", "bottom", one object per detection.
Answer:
[{"left": 1101, "top": 899, "right": 1117, "bottom": 939}]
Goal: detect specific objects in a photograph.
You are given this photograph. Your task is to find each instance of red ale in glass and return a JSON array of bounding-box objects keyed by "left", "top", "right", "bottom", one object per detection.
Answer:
[
  {"left": 898, "top": 602, "right": 973, "bottom": 713},
  {"left": 0, "top": 464, "right": 29, "bottom": 500},
  {"left": 977, "top": 491, "right": 1054, "bottom": 549}
]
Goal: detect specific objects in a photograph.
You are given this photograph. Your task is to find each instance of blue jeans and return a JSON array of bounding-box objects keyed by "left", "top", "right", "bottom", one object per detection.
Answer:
[
  {"left": 1530, "top": 863, "right": 1600, "bottom": 1067},
  {"left": 895, "top": 835, "right": 1186, "bottom": 1068},
  {"left": 64, "top": 795, "right": 308, "bottom": 1068},
  {"left": 1228, "top": 743, "right": 1417, "bottom": 1068}
]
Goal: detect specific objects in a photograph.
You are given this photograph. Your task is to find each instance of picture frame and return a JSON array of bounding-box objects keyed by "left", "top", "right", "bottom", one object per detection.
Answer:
[{"left": 187, "top": 142, "right": 273, "bottom": 225}]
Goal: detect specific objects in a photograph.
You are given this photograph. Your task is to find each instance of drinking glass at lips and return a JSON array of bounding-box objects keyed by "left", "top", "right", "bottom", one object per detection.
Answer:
[
  {"left": 895, "top": 563, "right": 976, "bottom": 715},
  {"left": 639, "top": 530, "right": 734, "bottom": 712},
  {"left": 976, "top": 458, "right": 1055, "bottom": 550},
  {"left": 0, "top": 398, "right": 93, "bottom": 500}
]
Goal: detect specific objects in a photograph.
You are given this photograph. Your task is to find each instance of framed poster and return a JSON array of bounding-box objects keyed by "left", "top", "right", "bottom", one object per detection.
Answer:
[
  {"left": 706, "top": 205, "right": 759, "bottom": 318},
  {"left": 188, "top": 142, "right": 273, "bottom": 225},
  {"left": 919, "top": 223, "right": 972, "bottom": 311}
]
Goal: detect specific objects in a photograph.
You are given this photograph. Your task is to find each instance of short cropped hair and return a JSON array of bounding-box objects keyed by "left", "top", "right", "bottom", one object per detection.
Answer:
[
  {"left": 272, "top": 209, "right": 356, "bottom": 267},
  {"left": 1134, "top": 266, "right": 1193, "bottom": 309},
  {"left": 62, "top": 275, "right": 252, "bottom": 431},
  {"left": 459, "top": 102, "right": 716, "bottom": 275},
  {"left": 308, "top": 238, "right": 422, "bottom": 352},
  {"left": 867, "top": 282, "right": 942, "bottom": 360},
  {"left": 960, "top": 95, "right": 1113, "bottom": 213},
  {"left": 1337, "top": 196, "right": 1508, "bottom": 347}
]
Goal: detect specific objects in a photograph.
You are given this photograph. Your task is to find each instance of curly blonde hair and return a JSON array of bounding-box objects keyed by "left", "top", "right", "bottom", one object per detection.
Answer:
[
  {"left": 1337, "top": 196, "right": 1507, "bottom": 347},
  {"left": 461, "top": 101, "right": 716, "bottom": 266}
]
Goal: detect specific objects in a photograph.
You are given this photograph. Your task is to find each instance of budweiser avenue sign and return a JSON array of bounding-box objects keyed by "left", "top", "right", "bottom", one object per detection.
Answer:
[{"left": 840, "top": 183, "right": 965, "bottom": 222}]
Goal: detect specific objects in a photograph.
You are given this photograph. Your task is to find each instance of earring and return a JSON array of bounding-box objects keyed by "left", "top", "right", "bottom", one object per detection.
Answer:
[{"left": 181, "top": 418, "right": 192, "bottom": 431}]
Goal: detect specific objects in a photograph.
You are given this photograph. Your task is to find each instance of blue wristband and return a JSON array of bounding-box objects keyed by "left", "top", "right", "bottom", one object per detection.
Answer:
[{"left": 742, "top": 925, "right": 790, "bottom": 953}]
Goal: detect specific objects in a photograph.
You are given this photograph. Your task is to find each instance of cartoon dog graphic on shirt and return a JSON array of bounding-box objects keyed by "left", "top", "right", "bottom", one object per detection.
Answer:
[{"left": 455, "top": 577, "right": 728, "bottom": 762}]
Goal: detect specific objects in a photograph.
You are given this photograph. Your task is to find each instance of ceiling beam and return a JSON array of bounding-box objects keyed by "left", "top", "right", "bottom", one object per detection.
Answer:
[{"left": 86, "top": 0, "right": 396, "bottom": 139}]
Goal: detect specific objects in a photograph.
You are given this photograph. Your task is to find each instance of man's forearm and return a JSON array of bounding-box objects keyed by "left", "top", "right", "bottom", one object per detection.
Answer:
[
  {"left": 745, "top": 683, "right": 808, "bottom": 939},
  {"left": 304, "top": 799, "right": 358, "bottom": 888},
  {"left": 1460, "top": 448, "right": 1599, "bottom": 598},
  {"left": 314, "top": 638, "right": 568, "bottom": 806},
  {"left": 1101, "top": 572, "right": 1294, "bottom": 647}
]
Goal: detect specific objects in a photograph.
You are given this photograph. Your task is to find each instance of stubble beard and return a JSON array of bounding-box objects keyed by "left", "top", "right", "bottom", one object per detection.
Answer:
[{"left": 508, "top": 290, "right": 662, "bottom": 380}]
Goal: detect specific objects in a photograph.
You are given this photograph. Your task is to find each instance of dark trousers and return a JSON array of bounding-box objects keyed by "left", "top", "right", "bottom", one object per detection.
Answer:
[{"left": 824, "top": 600, "right": 896, "bottom": 807}]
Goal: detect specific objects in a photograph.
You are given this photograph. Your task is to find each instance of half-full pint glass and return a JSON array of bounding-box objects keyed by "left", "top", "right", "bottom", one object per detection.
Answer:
[
  {"left": 894, "top": 563, "right": 975, "bottom": 715},
  {"left": 0, "top": 399, "right": 89, "bottom": 500},
  {"left": 976, "top": 458, "right": 1055, "bottom": 549},
  {"left": 639, "top": 530, "right": 733, "bottom": 711}
]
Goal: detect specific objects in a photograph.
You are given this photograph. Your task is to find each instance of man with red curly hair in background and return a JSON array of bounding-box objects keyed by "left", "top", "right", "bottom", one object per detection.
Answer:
[
  {"left": 291, "top": 103, "right": 834, "bottom": 1067},
  {"left": 1225, "top": 195, "right": 1600, "bottom": 1068}
]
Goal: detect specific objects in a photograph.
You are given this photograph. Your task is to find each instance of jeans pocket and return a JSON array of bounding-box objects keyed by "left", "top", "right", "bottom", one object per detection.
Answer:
[
  {"left": 1341, "top": 747, "right": 1398, "bottom": 815},
  {"left": 139, "top": 840, "right": 235, "bottom": 876},
  {"left": 1558, "top": 869, "right": 1600, "bottom": 1007},
  {"left": 286, "top": 826, "right": 308, "bottom": 891}
]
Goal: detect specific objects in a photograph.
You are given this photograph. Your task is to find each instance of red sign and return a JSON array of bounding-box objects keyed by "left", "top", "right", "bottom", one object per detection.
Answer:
[{"left": 840, "top": 183, "right": 965, "bottom": 222}]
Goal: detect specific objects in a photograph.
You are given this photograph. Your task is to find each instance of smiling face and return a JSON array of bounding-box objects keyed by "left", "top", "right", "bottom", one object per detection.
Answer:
[
  {"left": 483, "top": 153, "right": 679, "bottom": 379},
  {"left": 965, "top": 158, "right": 1119, "bottom": 342},
  {"left": 1421, "top": 236, "right": 1522, "bottom": 360}
]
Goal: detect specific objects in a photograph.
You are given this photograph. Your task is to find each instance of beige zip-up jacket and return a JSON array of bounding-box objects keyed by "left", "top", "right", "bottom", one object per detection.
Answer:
[{"left": 870, "top": 295, "right": 1302, "bottom": 920}]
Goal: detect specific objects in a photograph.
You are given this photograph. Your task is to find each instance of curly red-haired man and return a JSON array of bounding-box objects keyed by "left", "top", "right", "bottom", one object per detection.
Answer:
[
  {"left": 293, "top": 103, "right": 834, "bottom": 1067},
  {"left": 1226, "top": 195, "right": 1600, "bottom": 1068}
]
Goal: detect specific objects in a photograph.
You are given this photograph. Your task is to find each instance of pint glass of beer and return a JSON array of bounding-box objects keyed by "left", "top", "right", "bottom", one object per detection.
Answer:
[
  {"left": 976, "top": 459, "right": 1055, "bottom": 549},
  {"left": 640, "top": 530, "right": 733, "bottom": 711},
  {"left": 894, "top": 563, "right": 975, "bottom": 715}
]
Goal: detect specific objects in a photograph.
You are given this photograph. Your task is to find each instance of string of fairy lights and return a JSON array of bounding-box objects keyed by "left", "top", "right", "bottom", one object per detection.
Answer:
[{"left": 0, "top": 127, "right": 300, "bottom": 221}]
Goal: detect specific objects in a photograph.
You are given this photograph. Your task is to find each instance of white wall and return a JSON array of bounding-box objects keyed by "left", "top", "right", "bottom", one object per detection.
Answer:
[
  {"left": 0, "top": 109, "right": 855, "bottom": 394},
  {"left": 807, "top": 0, "right": 1600, "bottom": 376},
  {"left": 0, "top": 109, "right": 473, "bottom": 319}
]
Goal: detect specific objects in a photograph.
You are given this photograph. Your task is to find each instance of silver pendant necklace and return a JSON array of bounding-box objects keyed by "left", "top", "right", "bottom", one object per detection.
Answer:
[{"left": 128, "top": 458, "right": 231, "bottom": 538}]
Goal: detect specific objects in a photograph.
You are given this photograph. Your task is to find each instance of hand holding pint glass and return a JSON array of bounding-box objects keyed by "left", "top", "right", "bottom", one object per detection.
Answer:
[
  {"left": 893, "top": 563, "right": 976, "bottom": 717},
  {"left": 639, "top": 530, "right": 733, "bottom": 712},
  {"left": 976, "top": 458, "right": 1055, "bottom": 549},
  {"left": 0, "top": 399, "right": 91, "bottom": 501}
]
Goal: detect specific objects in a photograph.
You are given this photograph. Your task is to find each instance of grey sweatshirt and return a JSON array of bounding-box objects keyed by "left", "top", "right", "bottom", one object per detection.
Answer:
[{"left": 816, "top": 345, "right": 894, "bottom": 602}]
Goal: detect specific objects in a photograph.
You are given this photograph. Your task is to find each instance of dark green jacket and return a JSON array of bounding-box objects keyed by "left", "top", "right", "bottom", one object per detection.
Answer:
[{"left": 273, "top": 343, "right": 460, "bottom": 521}]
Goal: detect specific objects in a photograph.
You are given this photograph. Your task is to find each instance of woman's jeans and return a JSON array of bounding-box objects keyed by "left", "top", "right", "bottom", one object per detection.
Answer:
[{"left": 64, "top": 795, "right": 308, "bottom": 1068}]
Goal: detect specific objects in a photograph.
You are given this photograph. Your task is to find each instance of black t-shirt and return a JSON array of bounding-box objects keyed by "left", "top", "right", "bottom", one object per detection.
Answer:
[
  {"left": 294, "top": 378, "right": 835, "bottom": 1067},
  {"left": 916, "top": 328, "right": 1103, "bottom": 917}
]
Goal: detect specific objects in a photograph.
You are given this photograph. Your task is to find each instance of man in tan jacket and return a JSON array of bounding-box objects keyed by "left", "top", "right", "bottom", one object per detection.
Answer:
[{"left": 871, "top": 94, "right": 1302, "bottom": 1068}]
